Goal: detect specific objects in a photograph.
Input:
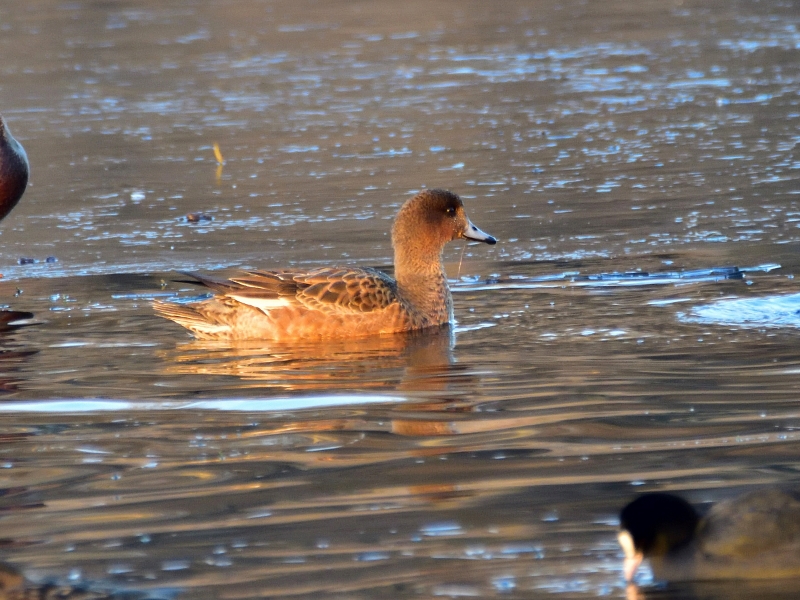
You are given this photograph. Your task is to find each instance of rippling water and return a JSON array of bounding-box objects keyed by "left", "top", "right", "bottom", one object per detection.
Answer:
[{"left": 1, "top": 0, "right": 800, "bottom": 598}]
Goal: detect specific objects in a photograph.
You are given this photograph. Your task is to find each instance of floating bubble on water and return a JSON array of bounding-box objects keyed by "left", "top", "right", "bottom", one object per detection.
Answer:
[
  {"left": 355, "top": 552, "right": 390, "bottom": 562},
  {"left": 492, "top": 575, "right": 516, "bottom": 592},
  {"left": 506, "top": 543, "right": 544, "bottom": 558},
  {"left": 431, "top": 584, "right": 481, "bottom": 597},
  {"left": 107, "top": 564, "right": 134, "bottom": 575},
  {"left": 162, "top": 560, "right": 190, "bottom": 571},
  {"left": 464, "top": 545, "right": 486, "bottom": 557},
  {"left": 420, "top": 522, "right": 464, "bottom": 536}
]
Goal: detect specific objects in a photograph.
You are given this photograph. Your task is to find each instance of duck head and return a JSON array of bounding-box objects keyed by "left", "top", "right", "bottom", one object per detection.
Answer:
[
  {"left": 392, "top": 189, "right": 496, "bottom": 266},
  {"left": 618, "top": 492, "right": 700, "bottom": 582}
]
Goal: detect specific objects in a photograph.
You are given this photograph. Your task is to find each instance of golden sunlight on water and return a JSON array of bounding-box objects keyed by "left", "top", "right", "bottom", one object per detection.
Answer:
[{"left": 0, "top": 0, "right": 799, "bottom": 599}]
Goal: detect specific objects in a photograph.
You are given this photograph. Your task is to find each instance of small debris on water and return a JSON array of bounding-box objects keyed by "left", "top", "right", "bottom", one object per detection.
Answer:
[
  {"left": 213, "top": 142, "right": 225, "bottom": 165},
  {"left": 18, "top": 256, "right": 58, "bottom": 265},
  {"left": 186, "top": 213, "right": 213, "bottom": 223}
]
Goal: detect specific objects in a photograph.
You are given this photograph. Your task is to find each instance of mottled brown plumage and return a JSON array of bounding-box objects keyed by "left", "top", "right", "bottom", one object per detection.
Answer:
[{"left": 154, "top": 189, "right": 496, "bottom": 340}]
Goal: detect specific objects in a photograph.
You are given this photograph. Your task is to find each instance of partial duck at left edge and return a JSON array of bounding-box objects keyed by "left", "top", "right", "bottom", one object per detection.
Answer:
[
  {"left": 0, "top": 113, "right": 33, "bottom": 328},
  {"left": 0, "top": 114, "right": 28, "bottom": 222}
]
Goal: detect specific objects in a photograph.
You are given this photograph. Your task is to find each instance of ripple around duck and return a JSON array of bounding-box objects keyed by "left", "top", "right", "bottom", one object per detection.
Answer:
[{"left": 453, "top": 264, "right": 776, "bottom": 293}]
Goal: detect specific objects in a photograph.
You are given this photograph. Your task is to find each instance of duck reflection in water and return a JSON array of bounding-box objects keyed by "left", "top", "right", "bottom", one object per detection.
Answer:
[
  {"left": 161, "top": 323, "right": 536, "bottom": 443},
  {"left": 161, "top": 325, "right": 462, "bottom": 395}
]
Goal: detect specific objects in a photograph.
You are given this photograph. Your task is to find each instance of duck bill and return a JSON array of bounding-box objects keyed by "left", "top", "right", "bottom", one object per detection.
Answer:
[
  {"left": 624, "top": 553, "right": 643, "bottom": 582},
  {"left": 462, "top": 219, "right": 497, "bottom": 245},
  {"left": 618, "top": 531, "right": 643, "bottom": 582}
]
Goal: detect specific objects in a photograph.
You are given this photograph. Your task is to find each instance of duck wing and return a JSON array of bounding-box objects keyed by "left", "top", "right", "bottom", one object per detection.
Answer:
[
  {"left": 698, "top": 488, "right": 800, "bottom": 558},
  {"left": 187, "top": 267, "right": 400, "bottom": 315}
]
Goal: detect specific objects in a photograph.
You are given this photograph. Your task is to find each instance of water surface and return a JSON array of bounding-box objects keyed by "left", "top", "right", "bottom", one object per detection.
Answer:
[{"left": 1, "top": 0, "right": 800, "bottom": 598}]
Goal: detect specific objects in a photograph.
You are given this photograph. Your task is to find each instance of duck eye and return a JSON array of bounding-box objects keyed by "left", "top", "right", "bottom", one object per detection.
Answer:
[{"left": 445, "top": 207, "right": 456, "bottom": 217}]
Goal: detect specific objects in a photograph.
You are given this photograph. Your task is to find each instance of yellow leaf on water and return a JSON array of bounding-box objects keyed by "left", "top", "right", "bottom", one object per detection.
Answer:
[{"left": 212, "top": 142, "right": 225, "bottom": 165}]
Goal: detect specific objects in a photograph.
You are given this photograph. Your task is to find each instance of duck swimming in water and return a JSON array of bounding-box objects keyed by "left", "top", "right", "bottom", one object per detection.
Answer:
[
  {"left": 0, "top": 114, "right": 33, "bottom": 327},
  {"left": 619, "top": 487, "right": 800, "bottom": 583},
  {"left": 0, "top": 114, "right": 29, "bottom": 222},
  {"left": 154, "top": 189, "right": 496, "bottom": 340}
]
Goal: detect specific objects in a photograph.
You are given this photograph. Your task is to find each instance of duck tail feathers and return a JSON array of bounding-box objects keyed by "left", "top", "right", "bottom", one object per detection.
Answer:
[{"left": 153, "top": 299, "right": 232, "bottom": 339}]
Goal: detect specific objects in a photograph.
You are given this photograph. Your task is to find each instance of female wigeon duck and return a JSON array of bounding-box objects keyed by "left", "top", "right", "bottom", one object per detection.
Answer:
[
  {"left": 0, "top": 114, "right": 29, "bottom": 222},
  {"left": 154, "top": 189, "right": 496, "bottom": 340},
  {"left": 619, "top": 487, "right": 800, "bottom": 583}
]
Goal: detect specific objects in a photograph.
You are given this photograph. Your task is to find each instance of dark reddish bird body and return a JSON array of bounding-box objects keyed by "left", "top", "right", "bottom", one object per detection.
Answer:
[{"left": 0, "top": 115, "right": 28, "bottom": 221}]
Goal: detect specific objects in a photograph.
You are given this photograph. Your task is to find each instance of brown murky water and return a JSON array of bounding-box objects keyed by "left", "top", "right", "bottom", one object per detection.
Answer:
[{"left": 1, "top": 0, "right": 800, "bottom": 598}]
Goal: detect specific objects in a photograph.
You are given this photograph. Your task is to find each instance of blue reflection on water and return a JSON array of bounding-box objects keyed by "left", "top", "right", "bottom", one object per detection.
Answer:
[
  {"left": 0, "top": 395, "right": 405, "bottom": 413},
  {"left": 679, "top": 292, "right": 800, "bottom": 329}
]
